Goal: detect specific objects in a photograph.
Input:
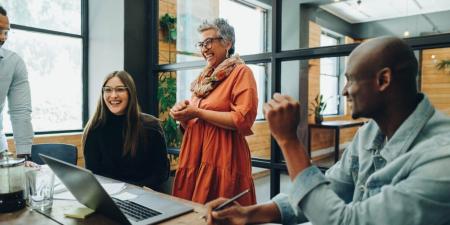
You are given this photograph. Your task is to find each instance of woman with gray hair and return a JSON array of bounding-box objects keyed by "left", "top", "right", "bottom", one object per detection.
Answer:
[{"left": 170, "top": 18, "right": 257, "bottom": 205}]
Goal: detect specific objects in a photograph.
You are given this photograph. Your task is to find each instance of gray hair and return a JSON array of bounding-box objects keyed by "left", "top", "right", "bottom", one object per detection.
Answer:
[{"left": 198, "top": 18, "right": 235, "bottom": 56}]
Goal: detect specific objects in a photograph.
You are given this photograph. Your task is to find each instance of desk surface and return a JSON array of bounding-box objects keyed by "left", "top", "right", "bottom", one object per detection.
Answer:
[{"left": 0, "top": 177, "right": 207, "bottom": 225}]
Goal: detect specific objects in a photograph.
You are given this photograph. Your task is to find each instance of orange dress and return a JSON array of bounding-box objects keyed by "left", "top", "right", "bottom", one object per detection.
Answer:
[{"left": 172, "top": 64, "right": 257, "bottom": 205}]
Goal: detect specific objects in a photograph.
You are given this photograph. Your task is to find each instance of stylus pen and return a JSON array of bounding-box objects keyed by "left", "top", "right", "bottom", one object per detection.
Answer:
[
  {"left": 201, "top": 189, "right": 250, "bottom": 221},
  {"left": 213, "top": 189, "right": 250, "bottom": 211}
]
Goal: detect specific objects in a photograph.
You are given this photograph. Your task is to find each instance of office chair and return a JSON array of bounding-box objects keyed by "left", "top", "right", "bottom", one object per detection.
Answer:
[{"left": 31, "top": 143, "right": 78, "bottom": 165}]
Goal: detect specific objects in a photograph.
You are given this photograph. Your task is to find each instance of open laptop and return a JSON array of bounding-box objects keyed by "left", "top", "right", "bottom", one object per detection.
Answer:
[{"left": 40, "top": 154, "right": 193, "bottom": 225}]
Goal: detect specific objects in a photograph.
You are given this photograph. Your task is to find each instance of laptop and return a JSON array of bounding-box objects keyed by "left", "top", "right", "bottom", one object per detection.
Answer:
[{"left": 40, "top": 154, "right": 193, "bottom": 225}]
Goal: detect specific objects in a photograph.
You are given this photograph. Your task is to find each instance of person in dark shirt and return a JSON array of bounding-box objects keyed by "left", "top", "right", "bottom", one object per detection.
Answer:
[{"left": 82, "top": 70, "right": 169, "bottom": 191}]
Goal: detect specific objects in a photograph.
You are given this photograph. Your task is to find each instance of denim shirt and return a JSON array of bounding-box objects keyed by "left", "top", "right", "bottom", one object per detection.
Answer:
[
  {"left": 0, "top": 48, "right": 33, "bottom": 154},
  {"left": 272, "top": 94, "right": 450, "bottom": 225}
]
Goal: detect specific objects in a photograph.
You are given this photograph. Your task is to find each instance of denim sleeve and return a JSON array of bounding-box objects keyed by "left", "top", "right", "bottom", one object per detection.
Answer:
[
  {"left": 294, "top": 148, "right": 450, "bottom": 225},
  {"left": 270, "top": 166, "right": 328, "bottom": 225},
  {"left": 8, "top": 56, "right": 33, "bottom": 154},
  {"left": 324, "top": 144, "right": 356, "bottom": 203},
  {"left": 272, "top": 193, "right": 307, "bottom": 225}
]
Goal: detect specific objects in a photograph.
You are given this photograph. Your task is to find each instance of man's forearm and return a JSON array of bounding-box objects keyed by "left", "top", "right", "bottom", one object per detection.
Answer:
[{"left": 277, "top": 138, "right": 311, "bottom": 181}]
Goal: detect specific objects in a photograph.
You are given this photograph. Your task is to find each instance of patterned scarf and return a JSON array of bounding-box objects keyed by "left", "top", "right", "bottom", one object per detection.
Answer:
[{"left": 190, "top": 55, "right": 244, "bottom": 98}]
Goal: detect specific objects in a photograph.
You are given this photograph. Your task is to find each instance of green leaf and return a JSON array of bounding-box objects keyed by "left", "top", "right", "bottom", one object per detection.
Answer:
[{"left": 436, "top": 59, "right": 450, "bottom": 71}]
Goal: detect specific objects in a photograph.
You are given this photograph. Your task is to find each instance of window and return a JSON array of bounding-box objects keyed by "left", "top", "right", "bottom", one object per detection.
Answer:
[
  {"left": 320, "top": 32, "right": 342, "bottom": 115},
  {"left": 1, "top": 0, "right": 85, "bottom": 133}
]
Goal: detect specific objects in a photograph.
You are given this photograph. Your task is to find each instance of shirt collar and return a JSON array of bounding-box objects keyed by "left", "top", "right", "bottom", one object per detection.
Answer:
[{"left": 365, "top": 93, "right": 434, "bottom": 162}]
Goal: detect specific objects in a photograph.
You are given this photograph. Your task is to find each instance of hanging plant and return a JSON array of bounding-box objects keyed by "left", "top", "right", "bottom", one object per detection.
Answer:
[
  {"left": 159, "top": 13, "right": 177, "bottom": 42},
  {"left": 436, "top": 59, "right": 450, "bottom": 74}
]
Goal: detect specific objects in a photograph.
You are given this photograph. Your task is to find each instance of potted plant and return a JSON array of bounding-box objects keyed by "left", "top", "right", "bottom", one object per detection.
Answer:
[
  {"left": 159, "top": 13, "right": 177, "bottom": 42},
  {"left": 310, "top": 94, "right": 327, "bottom": 124},
  {"left": 436, "top": 59, "right": 450, "bottom": 74}
]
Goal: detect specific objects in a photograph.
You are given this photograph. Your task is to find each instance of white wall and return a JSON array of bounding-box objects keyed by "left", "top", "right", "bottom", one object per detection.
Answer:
[{"left": 88, "top": 0, "right": 124, "bottom": 117}]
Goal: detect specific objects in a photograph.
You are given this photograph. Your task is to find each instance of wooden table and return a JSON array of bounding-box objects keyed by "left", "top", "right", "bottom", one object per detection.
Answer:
[
  {"left": 0, "top": 177, "right": 207, "bottom": 225},
  {"left": 308, "top": 120, "right": 365, "bottom": 163}
]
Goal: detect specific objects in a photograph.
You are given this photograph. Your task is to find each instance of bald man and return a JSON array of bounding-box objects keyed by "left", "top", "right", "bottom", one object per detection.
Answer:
[{"left": 205, "top": 36, "right": 450, "bottom": 225}]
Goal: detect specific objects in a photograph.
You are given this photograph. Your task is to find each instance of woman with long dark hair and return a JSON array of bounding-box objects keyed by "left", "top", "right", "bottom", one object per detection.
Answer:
[{"left": 83, "top": 70, "right": 169, "bottom": 190}]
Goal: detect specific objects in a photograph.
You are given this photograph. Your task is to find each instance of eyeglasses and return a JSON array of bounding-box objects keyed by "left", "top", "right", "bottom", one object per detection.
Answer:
[
  {"left": 195, "top": 37, "right": 223, "bottom": 50},
  {"left": 102, "top": 86, "right": 128, "bottom": 95}
]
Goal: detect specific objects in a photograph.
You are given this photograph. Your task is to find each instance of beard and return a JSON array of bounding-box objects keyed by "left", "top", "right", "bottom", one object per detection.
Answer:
[{"left": 0, "top": 41, "right": 3, "bottom": 48}]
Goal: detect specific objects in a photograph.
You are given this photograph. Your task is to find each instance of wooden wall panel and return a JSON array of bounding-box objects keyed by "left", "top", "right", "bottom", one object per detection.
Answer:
[
  {"left": 246, "top": 121, "right": 270, "bottom": 159},
  {"left": 421, "top": 48, "right": 450, "bottom": 115}
]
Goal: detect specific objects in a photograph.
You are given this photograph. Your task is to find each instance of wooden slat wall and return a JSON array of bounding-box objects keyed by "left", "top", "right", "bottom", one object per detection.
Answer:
[
  {"left": 421, "top": 48, "right": 450, "bottom": 115},
  {"left": 246, "top": 121, "right": 270, "bottom": 160}
]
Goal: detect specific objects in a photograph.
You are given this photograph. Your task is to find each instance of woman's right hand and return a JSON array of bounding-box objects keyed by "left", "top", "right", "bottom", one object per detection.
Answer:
[
  {"left": 170, "top": 100, "right": 199, "bottom": 122},
  {"left": 170, "top": 100, "right": 189, "bottom": 113}
]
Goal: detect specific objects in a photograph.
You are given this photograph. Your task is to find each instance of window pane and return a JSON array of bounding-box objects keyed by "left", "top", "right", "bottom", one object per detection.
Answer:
[
  {"left": 3, "top": 29, "right": 83, "bottom": 133},
  {"left": 283, "top": 0, "right": 450, "bottom": 50},
  {"left": 248, "top": 63, "right": 269, "bottom": 121},
  {"left": 158, "top": 0, "right": 271, "bottom": 64},
  {"left": 320, "top": 75, "right": 339, "bottom": 115},
  {"left": 320, "top": 57, "right": 338, "bottom": 76},
  {"left": 320, "top": 55, "right": 344, "bottom": 116},
  {"left": 1, "top": 0, "right": 81, "bottom": 34},
  {"left": 281, "top": 58, "right": 347, "bottom": 121},
  {"left": 320, "top": 32, "right": 339, "bottom": 47}
]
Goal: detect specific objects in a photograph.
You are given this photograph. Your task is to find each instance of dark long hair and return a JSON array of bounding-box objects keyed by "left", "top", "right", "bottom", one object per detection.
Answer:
[{"left": 82, "top": 70, "right": 142, "bottom": 157}]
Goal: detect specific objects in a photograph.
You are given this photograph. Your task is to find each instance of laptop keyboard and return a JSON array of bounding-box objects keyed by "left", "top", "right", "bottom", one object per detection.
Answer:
[{"left": 112, "top": 197, "right": 162, "bottom": 222}]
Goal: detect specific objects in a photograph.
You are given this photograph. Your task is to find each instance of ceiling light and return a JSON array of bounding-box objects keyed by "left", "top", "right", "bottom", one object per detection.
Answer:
[
  {"left": 403, "top": 31, "right": 410, "bottom": 37},
  {"left": 431, "top": 55, "right": 435, "bottom": 59},
  {"left": 334, "top": 0, "right": 340, "bottom": 2}
]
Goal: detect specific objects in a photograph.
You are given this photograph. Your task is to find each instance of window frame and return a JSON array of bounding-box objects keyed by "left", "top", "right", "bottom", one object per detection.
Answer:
[
  {"left": 4, "top": 0, "right": 88, "bottom": 136},
  {"left": 319, "top": 31, "right": 342, "bottom": 116}
]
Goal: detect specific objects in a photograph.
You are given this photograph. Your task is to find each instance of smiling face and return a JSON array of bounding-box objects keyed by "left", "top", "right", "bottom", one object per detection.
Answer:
[
  {"left": 200, "top": 29, "right": 230, "bottom": 68},
  {"left": 342, "top": 50, "right": 380, "bottom": 119},
  {"left": 103, "top": 76, "right": 129, "bottom": 115}
]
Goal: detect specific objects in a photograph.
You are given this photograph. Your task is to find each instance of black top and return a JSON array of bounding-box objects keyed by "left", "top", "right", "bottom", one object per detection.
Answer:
[{"left": 84, "top": 113, "right": 169, "bottom": 190}]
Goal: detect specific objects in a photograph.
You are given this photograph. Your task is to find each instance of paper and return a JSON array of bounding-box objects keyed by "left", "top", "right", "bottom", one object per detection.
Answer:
[
  {"left": 64, "top": 207, "right": 95, "bottom": 219},
  {"left": 54, "top": 182, "right": 126, "bottom": 200},
  {"left": 53, "top": 177, "right": 66, "bottom": 194}
]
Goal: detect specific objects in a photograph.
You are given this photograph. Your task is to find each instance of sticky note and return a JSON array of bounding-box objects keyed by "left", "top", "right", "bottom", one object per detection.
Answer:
[{"left": 64, "top": 207, "right": 95, "bottom": 219}]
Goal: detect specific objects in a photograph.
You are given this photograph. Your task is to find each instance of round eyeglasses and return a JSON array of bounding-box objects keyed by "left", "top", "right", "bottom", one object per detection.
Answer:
[{"left": 195, "top": 37, "right": 223, "bottom": 50}]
